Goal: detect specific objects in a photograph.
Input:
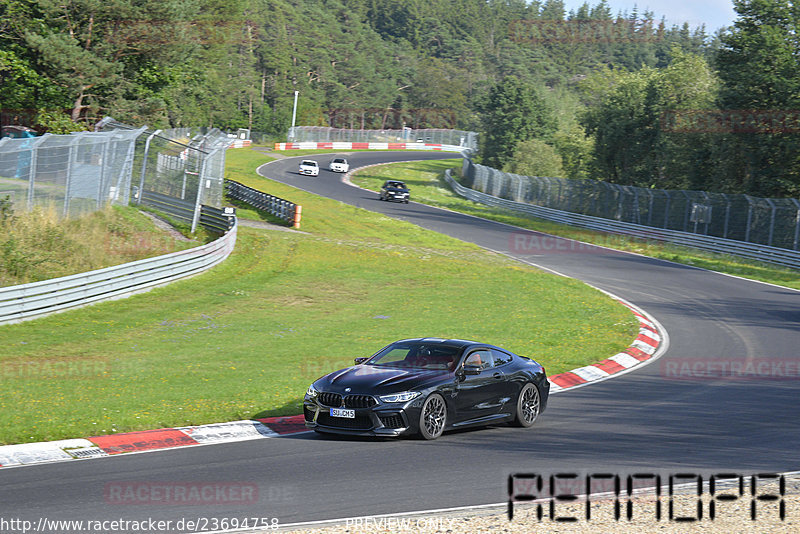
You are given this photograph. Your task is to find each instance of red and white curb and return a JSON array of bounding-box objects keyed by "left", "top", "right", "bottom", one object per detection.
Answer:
[
  {"left": 274, "top": 141, "right": 464, "bottom": 152},
  {"left": 0, "top": 416, "right": 306, "bottom": 468},
  {"left": 548, "top": 299, "right": 666, "bottom": 393},
  {"left": 0, "top": 303, "right": 665, "bottom": 469}
]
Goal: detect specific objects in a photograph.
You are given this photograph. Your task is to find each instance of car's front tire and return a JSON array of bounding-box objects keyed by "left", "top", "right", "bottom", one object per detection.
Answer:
[
  {"left": 418, "top": 393, "right": 446, "bottom": 440},
  {"left": 512, "top": 383, "right": 541, "bottom": 427}
]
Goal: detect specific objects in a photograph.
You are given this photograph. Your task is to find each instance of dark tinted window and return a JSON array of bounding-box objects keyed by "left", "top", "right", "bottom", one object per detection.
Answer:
[
  {"left": 370, "top": 342, "right": 459, "bottom": 370},
  {"left": 464, "top": 350, "right": 493, "bottom": 370},
  {"left": 491, "top": 349, "right": 513, "bottom": 366}
]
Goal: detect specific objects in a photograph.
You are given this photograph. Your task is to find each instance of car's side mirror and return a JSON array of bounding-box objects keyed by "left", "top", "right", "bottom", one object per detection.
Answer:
[
  {"left": 354, "top": 357, "right": 368, "bottom": 365},
  {"left": 462, "top": 364, "right": 482, "bottom": 375}
]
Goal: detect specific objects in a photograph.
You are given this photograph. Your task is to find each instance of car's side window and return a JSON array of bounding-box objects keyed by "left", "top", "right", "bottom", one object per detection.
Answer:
[
  {"left": 491, "top": 349, "right": 513, "bottom": 367},
  {"left": 464, "top": 350, "right": 493, "bottom": 370}
]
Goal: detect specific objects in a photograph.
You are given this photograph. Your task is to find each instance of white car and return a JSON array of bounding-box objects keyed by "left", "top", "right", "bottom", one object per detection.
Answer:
[
  {"left": 298, "top": 160, "right": 319, "bottom": 176},
  {"left": 328, "top": 157, "right": 349, "bottom": 173}
]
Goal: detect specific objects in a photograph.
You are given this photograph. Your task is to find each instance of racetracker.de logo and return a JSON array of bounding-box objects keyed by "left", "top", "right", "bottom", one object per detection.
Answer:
[
  {"left": 104, "top": 482, "right": 259, "bottom": 506},
  {"left": 661, "top": 358, "right": 800, "bottom": 381},
  {"left": 509, "top": 231, "right": 604, "bottom": 255}
]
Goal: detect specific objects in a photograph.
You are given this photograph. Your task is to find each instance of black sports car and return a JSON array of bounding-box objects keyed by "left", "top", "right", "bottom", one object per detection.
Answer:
[
  {"left": 303, "top": 338, "right": 549, "bottom": 439},
  {"left": 379, "top": 180, "right": 410, "bottom": 203}
]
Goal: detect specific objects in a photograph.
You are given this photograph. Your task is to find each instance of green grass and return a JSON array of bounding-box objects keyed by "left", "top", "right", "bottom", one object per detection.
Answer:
[
  {"left": 0, "top": 149, "right": 638, "bottom": 445},
  {"left": 0, "top": 204, "right": 202, "bottom": 286},
  {"left": 351, "top": 159, "right": 800, "bottom": 290}
]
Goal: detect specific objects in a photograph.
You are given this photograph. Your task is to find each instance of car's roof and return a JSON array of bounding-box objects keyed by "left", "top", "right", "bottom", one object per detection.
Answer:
[
  {"left": 301, "top": 160, "right": 317, "bottom": 164},
  {"left": 392, "top": 337, "right": 485, "bottom": 349}
]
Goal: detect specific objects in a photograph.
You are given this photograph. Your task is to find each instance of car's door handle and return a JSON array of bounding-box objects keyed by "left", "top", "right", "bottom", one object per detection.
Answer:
[{"left": 492, "top": 372, "right": 502, "bottom": 379}]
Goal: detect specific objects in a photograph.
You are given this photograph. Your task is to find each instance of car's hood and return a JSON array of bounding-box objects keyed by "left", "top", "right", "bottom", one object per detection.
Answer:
[{"left": 318, "top": 365, "right": 449, "bottom": 393}]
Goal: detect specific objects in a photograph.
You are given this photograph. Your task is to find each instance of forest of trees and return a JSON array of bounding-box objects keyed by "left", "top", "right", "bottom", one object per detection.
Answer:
[{"left": 1, "top": 0, "right": 798, "bottom": 197}]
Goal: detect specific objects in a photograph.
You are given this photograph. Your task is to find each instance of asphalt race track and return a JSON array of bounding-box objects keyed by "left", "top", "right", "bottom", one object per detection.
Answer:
[{"left": 2, "top": 151, "right": 799, "bottom": 532}]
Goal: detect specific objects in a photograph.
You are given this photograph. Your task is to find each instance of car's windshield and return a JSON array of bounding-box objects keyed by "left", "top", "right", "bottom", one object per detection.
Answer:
[
  {"left": 302, "top": 160, "right": 317, "bottom": 166},
  {"left": 386, "top": 181, "right": 406, "bottom": 189},
  {"left": 368, "top": 342, "right": 459, "bottom": 370}
]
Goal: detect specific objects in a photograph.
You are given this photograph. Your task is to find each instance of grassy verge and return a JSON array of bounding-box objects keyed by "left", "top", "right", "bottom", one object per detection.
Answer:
[
  {"left": 351, "top": 159, "right": 800, "bottom": 290},
  {"left": 224, "top": 149, "right": 287, "bottom": 225},
  {"left": 0, "top": 150, "right": 638, "bottom": 445},
  {"left": 0, "top": 204, "right": 202, "bottom": 287}
]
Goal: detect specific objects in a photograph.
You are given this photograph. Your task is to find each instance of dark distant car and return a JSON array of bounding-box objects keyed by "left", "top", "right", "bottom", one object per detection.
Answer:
[
  {"left": 304, "top": 338, "right": 549, "bottom": 440},
  {"left": 379, "top": 180, "right": 410, "bottom": 203}
]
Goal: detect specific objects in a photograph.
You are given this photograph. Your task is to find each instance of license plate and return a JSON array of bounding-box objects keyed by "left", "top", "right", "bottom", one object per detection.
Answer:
[{"left": 330, "top": 408, "right": 355, "bottom": 419}]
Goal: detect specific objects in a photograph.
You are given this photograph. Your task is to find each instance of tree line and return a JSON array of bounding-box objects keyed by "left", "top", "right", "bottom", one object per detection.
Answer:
[{"left": 1, "top": 0, "right": 797, "bottom": 197}]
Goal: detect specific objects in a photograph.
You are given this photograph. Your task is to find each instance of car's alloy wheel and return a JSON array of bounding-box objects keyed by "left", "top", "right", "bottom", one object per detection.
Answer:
[
  {"left": 513, "top": 383, "right": 540, "bottom": 427},
  {"left": 419, "top": 393, "right": 446, "bottom": 439}
]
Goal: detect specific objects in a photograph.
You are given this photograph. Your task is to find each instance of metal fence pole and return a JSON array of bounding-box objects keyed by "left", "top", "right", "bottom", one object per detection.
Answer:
[
  {"left": 63, "top": 133, "right": 86, "bottom": 218},
  {"left": 191, "top": 147, "right": 220, "bottom": 233},
  {"left": 721, "top": 193, "right": 731, "bottom": 239},
  {"left": 116, "top": 127, "right": 146, "bottom": 205},
  {"left": 97, "top": 135, "right": 112, "bottom": 208},
  {"left": 792, "top": 199, "right": 800, "bottom": 251},
  {"left": 766, "top": 198, "right": 776, "bottom": 247},
  {"left": 26, "top": 135, "right": 49, "bottom": 211},
  {"left": 137, "top": 129, "right": 161, "bottom": 205},
  {"left": 745, "top": 196, "right": 754, "bottom": 243}
]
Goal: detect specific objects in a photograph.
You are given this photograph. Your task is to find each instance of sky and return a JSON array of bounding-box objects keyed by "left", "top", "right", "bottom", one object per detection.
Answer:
[{"left": 563, "top": 0, "right": 738, "bottom": 33}]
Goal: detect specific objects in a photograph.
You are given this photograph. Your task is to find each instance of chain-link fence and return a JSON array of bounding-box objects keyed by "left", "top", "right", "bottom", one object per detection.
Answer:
[
  {"left": 0, "top": 128, "right": 145, "bottom": 218},
  {"left": 0, "top": 122, "right": 231, "bottom": 232},
  {"left": 462, "top": 159, "right": 800, "bottom": 251},
  {"left": 289, "top": 126, "right": 478, "bottom": 151},
  {"left": 130, "top": 126, "right": 230, "bottom": 212}
]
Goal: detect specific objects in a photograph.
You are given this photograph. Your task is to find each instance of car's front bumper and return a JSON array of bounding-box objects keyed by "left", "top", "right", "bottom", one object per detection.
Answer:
[{"left": 303, "top": 397, "right": 420, "bottom": 437}]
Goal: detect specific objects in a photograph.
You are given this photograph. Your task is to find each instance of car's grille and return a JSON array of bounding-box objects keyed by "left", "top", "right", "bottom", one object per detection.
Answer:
[
  {"left": 318, "top": 392, "right": 342, "bottom": 407},
  {"left": 317, "top": 392, "right": 377, "bottom": 409},
  {"left": 379, "top": 414, "right": 405, "bottom": 429},
  {"left": 303, "top": 406, "right": 316, "bottom": 422},
  {"left": 345, "top": 395, "right": 377, "bottom": 409},
  {"left": 317, "top": 413, "right": 373, "bottom": 430}
]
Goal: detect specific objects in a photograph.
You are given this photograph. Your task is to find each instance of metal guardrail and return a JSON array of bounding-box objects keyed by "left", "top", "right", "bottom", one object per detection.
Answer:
[
  {"left": 225, "top": 179, "right": 299, "bottom": 226},
  {"left": 462, "top": 159, "right": 800, "bottom": 251},
  {"left": 140, "top": 190, "right": 235, "bottom": 233},
  {"left": 444, "top": 169, "right": 800, "bottom": 270},
  {"left": 0, "top": 220, "right": 238, "bottom": 325}
]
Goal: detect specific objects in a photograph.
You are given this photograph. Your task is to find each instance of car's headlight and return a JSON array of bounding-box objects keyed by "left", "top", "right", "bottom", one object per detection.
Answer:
[
  {"left": 379, "top": 391, "right": 421, "bottom": 403},
  {"left": 306, "top": 384, "right": 318, "bottom": 398}
]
